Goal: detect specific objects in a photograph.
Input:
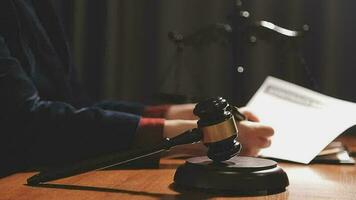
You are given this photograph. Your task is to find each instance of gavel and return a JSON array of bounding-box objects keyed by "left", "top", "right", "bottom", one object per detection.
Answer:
[
  {"left": 27, "top": 97, "right": 246, "bottom": 185},
  {"left": 194, "top": 96, "right": 245, "bottom": 161}
]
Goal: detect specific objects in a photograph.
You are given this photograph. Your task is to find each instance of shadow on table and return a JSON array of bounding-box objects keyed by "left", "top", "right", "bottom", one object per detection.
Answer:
[
  {"left": 26, "top": 182, "right": 287, "bottom": 200},
  {"left": 26, "top": 183, "right": 213, "bottom": 200}
]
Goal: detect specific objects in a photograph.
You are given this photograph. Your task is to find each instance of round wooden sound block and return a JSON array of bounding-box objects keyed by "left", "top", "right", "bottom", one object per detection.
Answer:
[{"left": 174, "top": 156, "right": 289, "bottom": 195}]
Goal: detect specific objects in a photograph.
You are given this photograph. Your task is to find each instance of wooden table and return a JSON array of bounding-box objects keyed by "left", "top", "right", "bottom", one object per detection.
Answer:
[{"left": 1, "top": 135, "right": 356, "bottom": 200}]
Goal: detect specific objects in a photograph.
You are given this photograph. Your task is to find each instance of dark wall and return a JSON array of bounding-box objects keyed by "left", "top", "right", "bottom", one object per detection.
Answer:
[
  {"left": 51, "top": 0, "right": 73, "bottom": 43},
  {"left": 240, "top": 0, "right": 356, "bottom": 103},
  {"left": 53, "top": 0, "right": 356, "bottom": 105}
]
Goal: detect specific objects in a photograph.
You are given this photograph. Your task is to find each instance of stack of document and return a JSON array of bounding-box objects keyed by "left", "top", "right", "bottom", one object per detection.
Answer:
[
  {"left": 247, "top": 76, "right": 356, "bottom": 164},
  {"left": 313, "top": 141, "right": 354, "bottom": 164}
]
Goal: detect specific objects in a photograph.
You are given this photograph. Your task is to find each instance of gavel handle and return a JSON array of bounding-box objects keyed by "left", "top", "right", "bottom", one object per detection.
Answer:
[{"left": 27, "top": 129, "right": 202, "bottom": 185}]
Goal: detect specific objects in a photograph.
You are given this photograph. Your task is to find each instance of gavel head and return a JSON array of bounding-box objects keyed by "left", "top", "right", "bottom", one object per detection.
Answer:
[{"left": 193, "top": 97, "right": 242, "bottom": 162}]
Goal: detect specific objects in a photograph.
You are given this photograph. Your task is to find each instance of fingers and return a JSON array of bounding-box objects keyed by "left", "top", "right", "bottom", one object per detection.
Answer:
[
  {"left": 257, "top": 136, "right": 272, "bottom": 148},
  {"left": 237, "top": 121, "right": 274, "bottom": 156},
  {"left": 238, "top": 121, "right": 274, "bottom": 137},
  {"left": 238, "top": 107, "right": 260, "bottom": 122},
  {"left": 238, "top": 138, "right": 271, "bottom": 156}
]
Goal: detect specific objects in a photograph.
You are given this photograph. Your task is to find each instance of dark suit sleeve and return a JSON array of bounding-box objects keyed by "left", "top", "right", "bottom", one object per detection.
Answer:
[
  {"left": 94, "top": 101, "right": 145, "bottom": 115},
  {"left": 0, "top": 35, "right": 141, "bottom": 172}
]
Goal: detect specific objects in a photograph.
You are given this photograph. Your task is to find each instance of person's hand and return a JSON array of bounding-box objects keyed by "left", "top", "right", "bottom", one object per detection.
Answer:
[
  {"left": 163, "top": 119, "right": 197, "bottom": 138},
  {"left": 165, "top": 103, "right": 197, "bottom": 120},
  {"left": 163, "top": 105, "right": 273, "bottom": 157},
  {"left": 164, "top": 104, "right": 259, "bottom": 121},
  {"left": 239, "top": 107, "right": 260, "bottom": 122},
  {"left": 237, "top": 121, "right": 274, "bottom": 156},
  {"left": 236, "top": 107, "right": 274, "bottom": 156}
]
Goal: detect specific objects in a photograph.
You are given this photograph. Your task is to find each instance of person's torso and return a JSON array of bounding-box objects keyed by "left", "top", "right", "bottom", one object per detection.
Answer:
[{"left": 7, "top": 0, "right": 74, "bottom": 102}]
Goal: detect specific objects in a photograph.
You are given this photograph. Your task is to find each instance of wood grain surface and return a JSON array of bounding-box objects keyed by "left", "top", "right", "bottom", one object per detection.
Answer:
[{"left": 0, "top": 136, "right": 356, "bottom": 200}]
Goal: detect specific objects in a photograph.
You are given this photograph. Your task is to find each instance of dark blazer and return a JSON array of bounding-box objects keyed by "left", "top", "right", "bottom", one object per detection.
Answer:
[{"left": 0, "top": 0, "right": 144, "bottom": 177}]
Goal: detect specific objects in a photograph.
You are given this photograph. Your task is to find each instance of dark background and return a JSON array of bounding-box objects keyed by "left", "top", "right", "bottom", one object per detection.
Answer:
[{"left": 52, "top": 0, "right": 356, "bottom": 106}]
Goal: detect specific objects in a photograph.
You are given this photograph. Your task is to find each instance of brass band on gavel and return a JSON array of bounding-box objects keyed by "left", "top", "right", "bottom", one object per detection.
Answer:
[{"left": 201, "top": 117, "right": 238, "bottom": 143}]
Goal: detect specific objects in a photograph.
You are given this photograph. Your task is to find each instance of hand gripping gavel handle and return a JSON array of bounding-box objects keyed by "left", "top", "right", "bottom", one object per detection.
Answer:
[{"left": 27, "top": 128, "right": 203, "bottom": 185}]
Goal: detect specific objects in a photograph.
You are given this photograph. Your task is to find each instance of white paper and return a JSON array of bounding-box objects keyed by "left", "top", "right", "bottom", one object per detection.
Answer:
[{"left": 247, "top": 76, "right": 356, "bottom": 164}]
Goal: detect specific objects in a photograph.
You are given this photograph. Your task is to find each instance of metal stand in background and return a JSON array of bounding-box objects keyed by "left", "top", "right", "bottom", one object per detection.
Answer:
[
  {"left": 157, "top": 24, "right": 233, "bottom": 104},
  {"left": 158, "top": 0, "right": 311, "bottom": 105},
  {"left": 230, "top": 0, "right": 312, "bottom": 105}
]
